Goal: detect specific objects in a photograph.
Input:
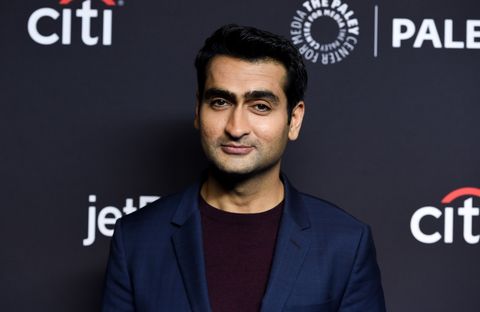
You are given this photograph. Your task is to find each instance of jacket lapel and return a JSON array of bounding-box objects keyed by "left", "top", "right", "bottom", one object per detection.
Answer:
[
  {"left": 261, "top": 176, "right": 312, "bottom": 312},
  {"left": 171, "top": 182, "right": 211, "bottom": 312}
]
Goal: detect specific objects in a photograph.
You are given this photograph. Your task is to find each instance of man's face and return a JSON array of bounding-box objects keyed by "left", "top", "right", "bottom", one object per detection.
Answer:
[{"left": 194, "top": 55, "right": 304, "bottom": 176}]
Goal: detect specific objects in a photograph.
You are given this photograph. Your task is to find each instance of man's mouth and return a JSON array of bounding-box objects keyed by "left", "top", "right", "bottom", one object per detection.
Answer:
[{"left": 220, "top": 144, "right": 254, "bottom": 155}]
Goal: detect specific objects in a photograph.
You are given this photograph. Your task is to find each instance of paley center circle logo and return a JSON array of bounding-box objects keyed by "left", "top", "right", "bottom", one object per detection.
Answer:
[
  {"left": 290, "top": 0, "right": 360, "bottom": 65},
  {"left": 27, "top": 0, "right": 121, "bottom": 46},
  {"left": 411, "top": 187, "right": 480, "bottom": 244}
]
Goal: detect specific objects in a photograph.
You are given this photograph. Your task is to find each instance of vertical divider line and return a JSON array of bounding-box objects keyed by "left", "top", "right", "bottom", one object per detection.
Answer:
[{"left": 374, "top": 5, "right": 379, "bottom": 57}]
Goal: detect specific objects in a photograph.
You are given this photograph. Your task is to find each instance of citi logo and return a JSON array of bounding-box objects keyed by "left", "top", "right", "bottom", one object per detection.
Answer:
[
  {"left": 410, "top": 187, "right": 480, "bottom": 244},
  {"left": 27, "top": 0, "right": 119, "bottom": 46}
]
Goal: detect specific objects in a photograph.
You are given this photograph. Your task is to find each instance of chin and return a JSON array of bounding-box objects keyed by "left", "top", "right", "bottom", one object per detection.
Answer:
[
  {"left": 215, "top": 165, "right": 255, "bottom": 176},
  {"left": 210, "top": 160, "right": 279, "bottom": 181}
]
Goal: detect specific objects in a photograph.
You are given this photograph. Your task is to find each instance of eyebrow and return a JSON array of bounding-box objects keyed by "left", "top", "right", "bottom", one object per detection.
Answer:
[
  {"left": 203, "top": 88, "right": 280, "bottom": 105},
  {"left": 244, "top": 90, "right": 280, "bottom": 105},
  {"left": 203, "top": 88, "right": 237, "bottom": 103}
]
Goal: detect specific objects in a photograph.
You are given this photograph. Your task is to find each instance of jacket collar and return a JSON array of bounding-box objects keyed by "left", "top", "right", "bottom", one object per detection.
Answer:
[
  {"left": 171, "top": 173, "right": 310, "bottom": 228},
  {"left": 281, "top": 173, "right": 311, "bottom": 230},
  {"left": 171, "top": 180, "right": 202, "bottom": 226}
]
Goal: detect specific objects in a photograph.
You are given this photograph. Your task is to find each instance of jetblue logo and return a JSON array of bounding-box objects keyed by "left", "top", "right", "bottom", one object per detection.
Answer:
[{"left": 83, "top": 194, "right": 160, "bottom": 246}]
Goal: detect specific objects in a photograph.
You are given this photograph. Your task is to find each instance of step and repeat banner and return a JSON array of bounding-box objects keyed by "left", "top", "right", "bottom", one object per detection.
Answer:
[{"left": 1, "top": 0, "right": 479, "bottom": 311}]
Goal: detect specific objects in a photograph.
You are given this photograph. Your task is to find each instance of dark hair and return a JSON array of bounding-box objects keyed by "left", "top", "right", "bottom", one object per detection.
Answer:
[{"left": 194, "top": 24, "right": 308, "bottom": 115}]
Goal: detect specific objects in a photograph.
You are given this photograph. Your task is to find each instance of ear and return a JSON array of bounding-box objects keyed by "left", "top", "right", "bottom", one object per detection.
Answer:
[
  {"left": 194, "top": 92, "right": 200, "bottom": 129},
  {"left": 288, "top": 101, "right": 305, "bottom": 141}
]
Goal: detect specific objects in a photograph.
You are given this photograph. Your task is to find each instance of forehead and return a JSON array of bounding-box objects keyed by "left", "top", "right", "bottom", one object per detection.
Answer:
[{"left": 205, "top": 56, "right": 287, "bottom": 99}]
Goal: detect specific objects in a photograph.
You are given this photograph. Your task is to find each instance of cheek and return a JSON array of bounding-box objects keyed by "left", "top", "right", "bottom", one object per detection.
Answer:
[
  {"left": 199, "top": 114, "right": 222, "bottom": 141},
  {"left": 252, "top": 115, "right": 289, "bottom": 143},
  {"left": 200, "top": 124, "right": 215, "bottom": 141}
]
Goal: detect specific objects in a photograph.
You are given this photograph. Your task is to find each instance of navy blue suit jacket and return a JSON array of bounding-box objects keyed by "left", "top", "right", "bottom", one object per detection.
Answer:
[{"left": 102, "top": 177, "right": 386, "bottom": 311}]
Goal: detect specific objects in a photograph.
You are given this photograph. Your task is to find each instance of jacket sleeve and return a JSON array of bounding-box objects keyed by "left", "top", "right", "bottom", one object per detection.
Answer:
[
  {"left": 101, "top": 219, "right": 135, "bottom": 312},
  {"left": 338, "top": 225, "right": 386, "bottom": 312}
]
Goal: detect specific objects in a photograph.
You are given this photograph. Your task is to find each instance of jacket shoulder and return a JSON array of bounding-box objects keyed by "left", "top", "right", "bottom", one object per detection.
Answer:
[
  {"left": 117, "top": 191, "right": 184, "bottom": 235},
  {"left": 298, "top": 192, "right": 368, "bottom": 230}
]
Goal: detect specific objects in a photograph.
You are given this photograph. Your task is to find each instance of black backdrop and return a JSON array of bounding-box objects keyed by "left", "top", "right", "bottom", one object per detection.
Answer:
[{"left": 1, "top": 0, "right": 479, "bottom": 311}]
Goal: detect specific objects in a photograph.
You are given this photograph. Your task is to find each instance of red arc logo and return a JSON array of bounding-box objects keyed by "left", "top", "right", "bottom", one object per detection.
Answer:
[
  {"left": 59, "top": 0, "right": 116, "bottom": 6},
  {"left": 441, "top": 187, "right": 480, "bottom": 204}
]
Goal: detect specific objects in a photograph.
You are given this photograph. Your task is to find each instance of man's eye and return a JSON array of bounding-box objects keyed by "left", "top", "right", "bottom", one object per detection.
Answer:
[
  {"left": 253, "top": 103, "right": 271, "bottom": 112},
  {"left": 210, "top": 99, "right": 229, "bottom": 108}
]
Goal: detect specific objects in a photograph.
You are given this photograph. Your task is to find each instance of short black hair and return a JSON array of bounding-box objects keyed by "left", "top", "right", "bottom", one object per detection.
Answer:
[{"left": 195, "top": 24, "right": 308, "bottom": 115}]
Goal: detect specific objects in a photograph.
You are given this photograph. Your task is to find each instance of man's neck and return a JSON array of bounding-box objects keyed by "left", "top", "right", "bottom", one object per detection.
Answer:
[{"left": 200, "top": 167, "right": 284, "bottom": 214}]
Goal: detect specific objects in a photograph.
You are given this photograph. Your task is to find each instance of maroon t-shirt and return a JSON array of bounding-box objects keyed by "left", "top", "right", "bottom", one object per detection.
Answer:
[{"left": 199, "top": 195, "right": 284, "bottom": 312}]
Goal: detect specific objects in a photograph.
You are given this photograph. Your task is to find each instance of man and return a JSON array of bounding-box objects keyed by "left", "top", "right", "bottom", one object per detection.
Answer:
[{"left": 102, "top": 24, "right": 386, "bottom": 312}]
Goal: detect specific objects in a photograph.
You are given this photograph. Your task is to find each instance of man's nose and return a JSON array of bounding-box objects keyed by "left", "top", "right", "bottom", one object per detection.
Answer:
[{"left": 225, "top": 106, "right": 250, "bottom": 139}]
